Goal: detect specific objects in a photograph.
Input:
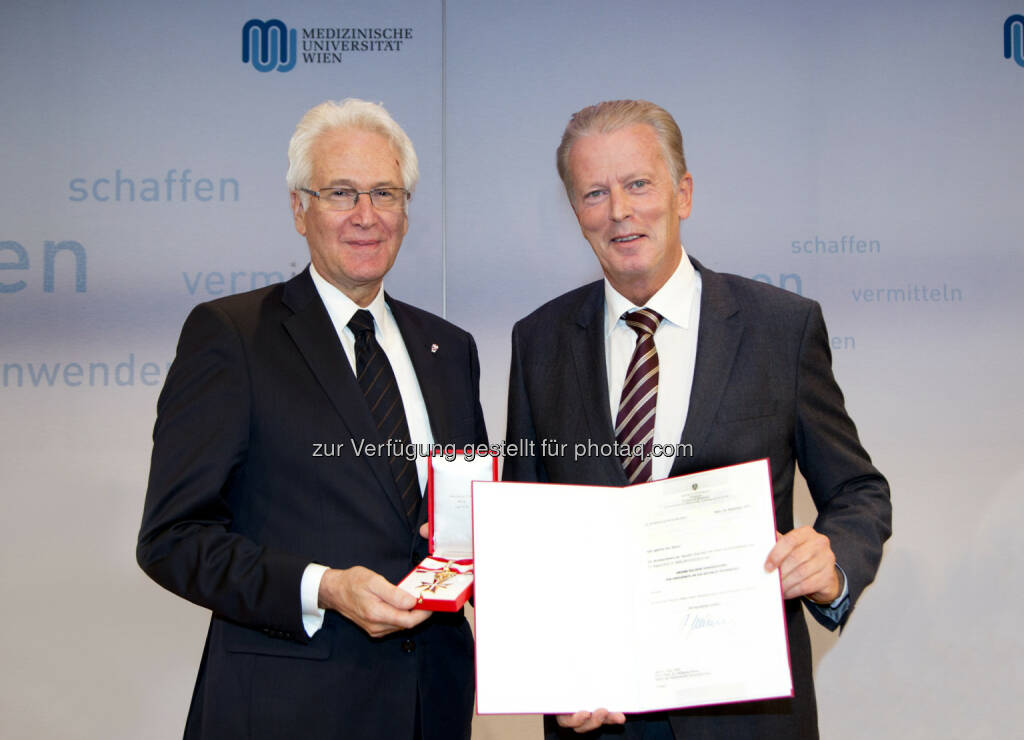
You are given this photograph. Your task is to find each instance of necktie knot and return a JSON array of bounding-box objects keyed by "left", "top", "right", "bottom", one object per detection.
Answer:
[
  {"left": 622, "top": 308, "right": 662, "bottom": 339},
  {"left": 348, "top": 308, "right": 375, "bottom": 338}
]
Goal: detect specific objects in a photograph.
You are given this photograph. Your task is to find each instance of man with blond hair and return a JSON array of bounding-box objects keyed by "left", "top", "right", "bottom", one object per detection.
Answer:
[
  {"left": 138, "top": 99, "right": 486, "bottom": 739},
  {"left": 504, "top": 99, "right": 891, "bottom": 739}
]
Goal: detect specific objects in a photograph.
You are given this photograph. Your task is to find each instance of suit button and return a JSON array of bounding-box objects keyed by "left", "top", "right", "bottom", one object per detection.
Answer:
[{"left": 401, "top": 639, "right": 416, "bottom": 654}]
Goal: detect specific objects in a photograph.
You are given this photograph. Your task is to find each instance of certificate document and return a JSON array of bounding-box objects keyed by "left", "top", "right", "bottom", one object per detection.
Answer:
[{"left": 472, "top": 459, "right": 792, "bottom": 714}]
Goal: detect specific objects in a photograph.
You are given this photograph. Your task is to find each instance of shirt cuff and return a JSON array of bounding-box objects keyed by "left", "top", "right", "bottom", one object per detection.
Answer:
[
  {"left": 301, "top": 563, "right": 329, "bottom": 637},
  {"left": 804, "top": 564, "right": 850, "bottom": 627},
  {"left": 829, "top": 563, "right": 849, "bottom": 607}
]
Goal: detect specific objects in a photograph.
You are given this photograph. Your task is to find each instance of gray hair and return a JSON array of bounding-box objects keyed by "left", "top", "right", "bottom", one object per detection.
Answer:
[{"left": 287, "top": 98, "right": 419, "bottom": 207}]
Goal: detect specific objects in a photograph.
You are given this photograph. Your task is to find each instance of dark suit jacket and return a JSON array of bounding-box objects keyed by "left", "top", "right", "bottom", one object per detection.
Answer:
[
  {"left": 503, "top": 257, "right": 891, "bottom": 740},
  {"left": 137, "top": 268, "right": 487, "bottom": 740}
]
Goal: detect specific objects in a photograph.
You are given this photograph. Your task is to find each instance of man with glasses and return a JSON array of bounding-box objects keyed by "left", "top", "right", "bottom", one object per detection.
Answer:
[
  {"left": 504, "top": 99, "right": 891, "bottom": 738},
  {"left": 138, "top": 99, "right": 486, "bottom": 740}
]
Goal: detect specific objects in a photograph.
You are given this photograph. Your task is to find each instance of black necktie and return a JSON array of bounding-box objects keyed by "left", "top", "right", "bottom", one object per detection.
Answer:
[{"left": 348, "top": 309, "right": 421, "bottom": 524}]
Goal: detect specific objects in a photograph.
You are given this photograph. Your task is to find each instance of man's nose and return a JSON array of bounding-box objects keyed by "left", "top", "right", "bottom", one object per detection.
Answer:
[
  {"left": 608, "top": 187, "right": 632, "bottom": 222},
  {"left": 350, "top": 192, "right": 379, "bottom": 226}
]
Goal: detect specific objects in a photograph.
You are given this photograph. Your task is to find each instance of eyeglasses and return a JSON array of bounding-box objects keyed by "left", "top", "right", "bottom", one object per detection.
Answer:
[{"left": 299, "top": 186, "right": 410, "bottom": 212}]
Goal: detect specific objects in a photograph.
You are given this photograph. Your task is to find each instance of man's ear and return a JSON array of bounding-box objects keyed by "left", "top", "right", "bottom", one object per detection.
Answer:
[
  {"left": 290, "top": 191, "right": 307, "bottom": 236},
  {"left": 676, "top": 172, "right": 694, "bottom": 221}
]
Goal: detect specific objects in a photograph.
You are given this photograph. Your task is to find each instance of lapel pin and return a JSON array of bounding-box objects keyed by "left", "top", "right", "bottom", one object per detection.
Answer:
[{"left": 430, "top": 343, "right": 439, "bottom": 354}]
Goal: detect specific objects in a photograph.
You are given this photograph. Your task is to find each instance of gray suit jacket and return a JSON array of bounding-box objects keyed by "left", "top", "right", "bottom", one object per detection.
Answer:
[{"left": 503, "top": 257, "right": 891, "bottom": 739}]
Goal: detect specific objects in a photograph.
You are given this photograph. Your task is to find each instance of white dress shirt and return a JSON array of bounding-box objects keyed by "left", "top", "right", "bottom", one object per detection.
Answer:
[
  {"left": 604, "top": 251, "right": 849, "bottom": 614},
  {"left": 300, "top": 264, "right": 435, "bottom": 636},
  {"left": 604, "top": 249, "right": 701, "bottom": 481}
]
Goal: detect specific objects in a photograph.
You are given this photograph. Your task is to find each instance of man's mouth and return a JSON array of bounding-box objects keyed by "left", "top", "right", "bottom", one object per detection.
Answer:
[{"left": 611, "top": 234, "right": 644, "bottom": 244}]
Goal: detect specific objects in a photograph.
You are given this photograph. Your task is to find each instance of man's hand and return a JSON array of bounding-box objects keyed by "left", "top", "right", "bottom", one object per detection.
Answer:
[
  {"left": 419, "top": 522, "right": 429, "bottom": 539},
  {"left": 318, "top": 566, "right": 430, "bottom": 638},
  {"left": 555, "top": 709, "right": 627, "bottom": 734},
  {"left": 765, "top": 527, "right": 841, "bottom": 604}
]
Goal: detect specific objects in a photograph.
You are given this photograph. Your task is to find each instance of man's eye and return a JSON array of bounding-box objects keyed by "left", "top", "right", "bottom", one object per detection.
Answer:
[
  {"left": 327, "top": 189, "right": 356, "bottom": 200},
  {"left": 372, "top": 189, "right": 396, "bottom": 201},
  {"left": 628, "top": 180, "right": 650, "bottom": 191},
  {"left": 583, "top": 189, "right": 608, "bottom": 202}
]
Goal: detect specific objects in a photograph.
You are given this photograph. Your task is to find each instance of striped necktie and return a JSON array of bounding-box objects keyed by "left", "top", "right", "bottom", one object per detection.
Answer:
[
  {"left": 614, "top": 308, "right": 663, "bottom": 484},
  {"left": 348, "top": 309, "right": 421, "bottom": 523}
]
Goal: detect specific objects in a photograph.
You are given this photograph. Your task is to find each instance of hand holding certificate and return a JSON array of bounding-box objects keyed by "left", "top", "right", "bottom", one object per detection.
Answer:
[{"left": 472, "top": 459, "right": 792, "bottom": 715}]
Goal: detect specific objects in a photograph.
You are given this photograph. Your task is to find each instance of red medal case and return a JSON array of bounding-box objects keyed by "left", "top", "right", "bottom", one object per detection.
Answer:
[{"left": 397, "top": 451, "right": 498, "bottom": 611}]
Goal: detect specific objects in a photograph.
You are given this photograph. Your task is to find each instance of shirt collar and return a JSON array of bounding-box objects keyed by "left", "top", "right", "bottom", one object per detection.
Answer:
[
  {"left": 603, "top": 246, "right": 697, "bottom": 336},
  {"left": 308, "top": 263, "right": 391, "bottom": 336}
]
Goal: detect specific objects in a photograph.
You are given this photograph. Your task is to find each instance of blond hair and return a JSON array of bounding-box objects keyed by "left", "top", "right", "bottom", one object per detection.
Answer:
[{"left": 556, "top": 100, "right": 686, "bottom": 202}]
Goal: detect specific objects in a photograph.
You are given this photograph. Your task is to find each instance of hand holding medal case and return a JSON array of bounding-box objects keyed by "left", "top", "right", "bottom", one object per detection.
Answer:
[{"left": 397, "top": 451, "right": 498, "bottom": 611}]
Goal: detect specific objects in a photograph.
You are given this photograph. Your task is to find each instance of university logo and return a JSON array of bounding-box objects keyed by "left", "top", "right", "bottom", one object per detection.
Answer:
[
  {"left": 242, "top": 19, "right": 297, "bottom": 72},
  {"left": 1006, "top": 15, "right": 1024, "bottom": 67}
]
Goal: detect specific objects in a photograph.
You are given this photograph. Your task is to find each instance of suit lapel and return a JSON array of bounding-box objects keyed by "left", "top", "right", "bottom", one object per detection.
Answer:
[
  {"left": 674, "top": 259, "right": 743, "bottom": 472},
  {"left": 280, "top": 271, "right": 408, "bottom": 525},
  {"left": 387, "top": 297, "right": 450, "bottom": 530},
  {"left": 387, "top": 294, "right": 448, "bottom": 444},
  {"left": 571, "top": 283, "right": 629, "bottom": 486}
]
